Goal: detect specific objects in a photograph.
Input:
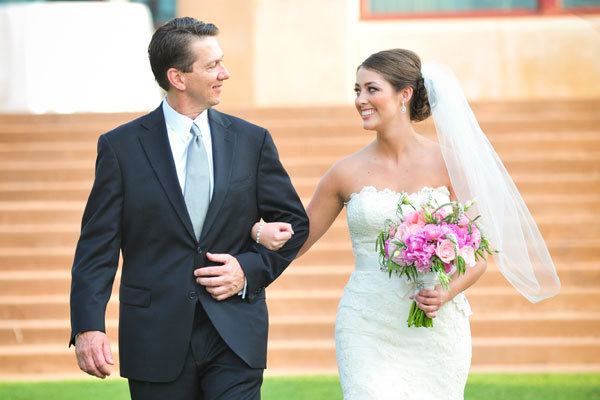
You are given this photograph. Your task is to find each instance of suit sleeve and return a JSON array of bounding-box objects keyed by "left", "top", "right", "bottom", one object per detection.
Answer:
[
  {"left": 69, "top": 134, "right": 123, "bottom": 345},
  {"left": 235, "top": 130, "right": 309, "bottom": 301}
]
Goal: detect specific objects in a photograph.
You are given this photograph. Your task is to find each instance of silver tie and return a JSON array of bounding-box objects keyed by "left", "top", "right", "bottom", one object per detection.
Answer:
[{"left": 184, "top": 123, "right": 210, "bottom": 241}]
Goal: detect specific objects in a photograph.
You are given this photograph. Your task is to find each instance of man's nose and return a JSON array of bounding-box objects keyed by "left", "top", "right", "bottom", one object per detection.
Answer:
[{"left": 219, "top": 65, "right": 231, "bottom": 80}]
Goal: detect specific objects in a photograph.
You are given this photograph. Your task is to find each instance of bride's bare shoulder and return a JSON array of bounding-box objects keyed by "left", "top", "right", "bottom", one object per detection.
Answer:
[
  {"left": 416, "top": 135, "right": 452, "bottom": 187},
  {"left": 318, "top": 145, "right": 372, "bottom": 190},
  {"left": 418, "top": 135, "right": 446, "bottom": 168}
]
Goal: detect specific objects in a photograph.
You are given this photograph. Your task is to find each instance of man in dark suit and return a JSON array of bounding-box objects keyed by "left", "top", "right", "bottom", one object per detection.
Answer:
[{"left": 69, "top": 17, "right": 309, "bottom": 399}]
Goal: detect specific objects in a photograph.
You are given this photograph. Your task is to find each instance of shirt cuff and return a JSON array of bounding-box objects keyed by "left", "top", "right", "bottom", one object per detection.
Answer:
[{"left": 237, "top": 278, "right": 247, "bottom": 299}]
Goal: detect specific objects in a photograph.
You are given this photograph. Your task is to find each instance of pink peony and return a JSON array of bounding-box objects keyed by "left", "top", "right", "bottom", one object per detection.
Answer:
[
  {"left": 405, "top": 233, "right": 427, "bottom": 253},
  {"left": 415, "top": 255, "right": 432, "bottom": 272},
  {"left": 422, "top": 224, "right": 443, "bottom": 241},
  {"left": 402, "top": 234, "right": 436, "bottom": 271},
  {"left": 469, "top": 226, "right": 482, "bottom": 248},
  {"left": 402, "top": 223, "right": 424, "bottom": 238},
  {"left": 446, "top": 224, "right": 468, "bottom": 247},
  {"left": 459, "top": 245, "right": 477, "bottom": 267},
  {"left": 435, "top": 239, "right": 456, "bottom": 264},
  {"left": 443, "top": 262, "right": 453, "bottom": 274}
]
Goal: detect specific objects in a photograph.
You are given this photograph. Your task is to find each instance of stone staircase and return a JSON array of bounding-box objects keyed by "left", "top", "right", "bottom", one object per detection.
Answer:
[{"left": 0, "top": 100, "right": 598, "bottom": 379}]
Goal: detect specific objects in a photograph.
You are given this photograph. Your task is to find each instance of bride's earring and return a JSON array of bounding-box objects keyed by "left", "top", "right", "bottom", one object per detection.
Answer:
[{"left": 401, "top": 100, "right": 407, "bottom": 114}]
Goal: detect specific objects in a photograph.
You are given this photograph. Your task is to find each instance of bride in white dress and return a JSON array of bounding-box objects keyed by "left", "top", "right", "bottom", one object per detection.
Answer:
[{"left": 254, "top": 49, "right": 560, "bottom": 399}]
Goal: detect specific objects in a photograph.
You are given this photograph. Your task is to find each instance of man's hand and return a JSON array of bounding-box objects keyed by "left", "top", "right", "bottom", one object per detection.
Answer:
[
  {"left": 195, "top": 252, "right": 246, "bottom": 301},
  {"left": 74, "top": 330, "right": 114, "bottom": 379}
]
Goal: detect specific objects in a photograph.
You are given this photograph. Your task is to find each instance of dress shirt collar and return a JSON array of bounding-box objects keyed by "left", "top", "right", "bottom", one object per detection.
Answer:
[{"left": 162, "top": 96, "right": 209, "bottom": 141}]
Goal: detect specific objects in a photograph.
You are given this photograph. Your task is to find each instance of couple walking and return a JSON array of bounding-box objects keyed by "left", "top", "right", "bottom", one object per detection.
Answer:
[{"left": 70, "top": 17, "right": 560, "bottom": 399}]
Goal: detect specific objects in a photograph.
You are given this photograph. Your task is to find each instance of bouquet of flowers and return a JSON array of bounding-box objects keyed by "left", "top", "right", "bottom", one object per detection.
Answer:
[{"left": 376, "top": 191, "right": 496, "bottom": 328}]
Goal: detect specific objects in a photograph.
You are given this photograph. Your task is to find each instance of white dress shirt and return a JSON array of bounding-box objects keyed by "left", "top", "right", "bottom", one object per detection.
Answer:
[
  {"left": 162, "top": 97, "right": 213, "bottom": 198},
  {"left": 162, "top": 98, "right": 246, "bottom": 298}
]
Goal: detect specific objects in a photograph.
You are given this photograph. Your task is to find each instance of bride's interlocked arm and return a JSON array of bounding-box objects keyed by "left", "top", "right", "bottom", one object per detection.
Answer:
[
  {"left": 250, "top": 163, "right": 346, "bottom": 256},
  {"left": 250, "top": 221, "right": 294, "bottom": 251},
  {"left": 296, "top": 164, "right": 347, "bottom": 258}
]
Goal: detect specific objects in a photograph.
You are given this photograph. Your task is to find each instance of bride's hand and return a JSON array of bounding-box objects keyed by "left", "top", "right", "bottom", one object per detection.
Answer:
[
  {"left": 411, "top": 285, "right": 450, "bottom": 319},
  {"left": 251, "top": 222, "right": 294, "bottom": 251}
]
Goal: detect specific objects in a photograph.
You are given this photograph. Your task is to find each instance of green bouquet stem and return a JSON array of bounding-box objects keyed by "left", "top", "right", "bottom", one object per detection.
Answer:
[{"left": 407, "top": 299, "right": 433, "bottom": 328}]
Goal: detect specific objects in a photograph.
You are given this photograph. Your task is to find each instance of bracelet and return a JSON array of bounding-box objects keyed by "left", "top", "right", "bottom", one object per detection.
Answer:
[{"left": 256, "top": 221, "right": 265, "bottom": 244}]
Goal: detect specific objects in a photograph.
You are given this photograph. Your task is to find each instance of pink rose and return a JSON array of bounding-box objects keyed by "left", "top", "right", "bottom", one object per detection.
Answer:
[
  {"left": 435, "top": 239, "right": 456, "bottom": 264},
  {"left": 434, "top": 206, "right": 451, "bottom": 221},
  {"left": 459, "top": 245, "right": 477, "bottom": 268},
  {"left": 384, "top": 239, "right": 399, "bottom": 259},
  {"left": 404, "top": 209, "right": 426, "bottom": 227},
  {"left": 459, "top": 216, "right": 469, "bottom": 226}
]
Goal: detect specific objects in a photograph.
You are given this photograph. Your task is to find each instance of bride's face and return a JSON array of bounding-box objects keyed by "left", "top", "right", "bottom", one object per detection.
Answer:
[{"left": 354, "top": 67, "right": 403, "bottom": 131}]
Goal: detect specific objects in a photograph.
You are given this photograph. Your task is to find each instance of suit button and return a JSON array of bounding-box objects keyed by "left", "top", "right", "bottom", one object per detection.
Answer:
[
  {"left": 196, "top": 247, "right": 203, "bottom": 255},
  {"left": 188, "top": 291, "right": 197, "bottom": 300}
]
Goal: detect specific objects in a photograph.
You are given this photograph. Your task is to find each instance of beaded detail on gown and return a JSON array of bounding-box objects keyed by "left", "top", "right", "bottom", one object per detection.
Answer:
[{"left": 336, "top": 186, "right": 472, "bottom": 399}]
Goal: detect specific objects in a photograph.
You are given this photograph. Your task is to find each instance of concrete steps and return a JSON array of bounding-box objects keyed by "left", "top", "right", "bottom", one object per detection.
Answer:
[{"left": 0, "top": 100, "right": 598, "bottom": 378}]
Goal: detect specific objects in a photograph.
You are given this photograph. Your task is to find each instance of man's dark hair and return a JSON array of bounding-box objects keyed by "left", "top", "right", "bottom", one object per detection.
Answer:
[{"left": 148, "top": 17, "right": 219, "bottom": 91}]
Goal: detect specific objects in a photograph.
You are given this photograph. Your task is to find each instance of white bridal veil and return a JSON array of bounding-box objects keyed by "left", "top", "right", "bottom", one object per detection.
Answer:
[{"left": 421, "top": 62, "right": 560, "bottom": 303}]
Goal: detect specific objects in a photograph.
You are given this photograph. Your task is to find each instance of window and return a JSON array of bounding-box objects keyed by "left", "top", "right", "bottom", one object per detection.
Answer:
[
  {"left": 563, "top": 0, "right": 600, "bottom": 8},
  {"left": 361, "top": 0, "right": 600, "bottom": 18}
]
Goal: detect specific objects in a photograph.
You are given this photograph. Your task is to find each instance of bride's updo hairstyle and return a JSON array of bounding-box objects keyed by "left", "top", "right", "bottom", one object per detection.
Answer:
[{"left": 359, "top": 49, "right": 431, "bottom": 122}]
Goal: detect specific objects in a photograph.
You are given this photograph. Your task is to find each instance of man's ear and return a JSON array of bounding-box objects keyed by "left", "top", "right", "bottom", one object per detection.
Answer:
[{"left": 167, "top": 68, "right": 186, "bottom": 91}]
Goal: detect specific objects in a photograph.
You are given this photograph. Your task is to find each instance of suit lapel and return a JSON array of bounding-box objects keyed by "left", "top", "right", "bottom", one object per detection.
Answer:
[
  {"left": 200, "top": 108, "right": 235, "bottom": 240},
  {"left": 138, "top": 105, "right": 197, "bottom": 241}
]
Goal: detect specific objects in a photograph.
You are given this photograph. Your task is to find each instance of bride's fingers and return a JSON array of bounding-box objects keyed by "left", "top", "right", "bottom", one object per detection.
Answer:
[
  {"left": 417, "top": 300, "right": 439, "bottom": 311},
  {"left": 278, "top": 222, "right": 294, "bottom": 234},
  {"left": 417, "top": 289, "right": 439, "bottom": 298},
  {"left": 274, "top": 231, "right": 292, "bottom": 241},
  {"left": 415, "top": 293, "right": 443, "bottom": 308}
]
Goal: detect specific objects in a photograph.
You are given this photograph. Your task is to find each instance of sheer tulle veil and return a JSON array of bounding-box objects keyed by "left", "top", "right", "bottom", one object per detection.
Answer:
[{"left": 421, "top": 62, "right": 560, "bottom": 303}]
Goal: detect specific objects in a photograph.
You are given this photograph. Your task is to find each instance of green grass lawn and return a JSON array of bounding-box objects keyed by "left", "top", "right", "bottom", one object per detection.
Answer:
[{"left": 0, "top": 374, "right": 598, "bottom": 399}]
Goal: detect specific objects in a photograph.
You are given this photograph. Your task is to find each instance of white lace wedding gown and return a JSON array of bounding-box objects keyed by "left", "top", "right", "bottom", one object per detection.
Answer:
[{"left": 336, "top": 186, "right": 472, "bottom": 399}]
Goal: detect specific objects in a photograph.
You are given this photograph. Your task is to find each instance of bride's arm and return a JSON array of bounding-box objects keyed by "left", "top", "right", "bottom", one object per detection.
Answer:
[
  {"left": 251, "top": 165, "right": 345, "bottom": 256},
  {"left": 414, "top": 258, "right": 487, "bottom": 319},
  {"left": 296, "top": 168, "right": 345, "bottom": 258}
]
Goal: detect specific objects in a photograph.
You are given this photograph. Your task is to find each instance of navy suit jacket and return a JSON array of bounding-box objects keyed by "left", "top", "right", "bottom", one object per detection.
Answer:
[{"left": 69, "top": 105, "right": 309, "bottom": 382}]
